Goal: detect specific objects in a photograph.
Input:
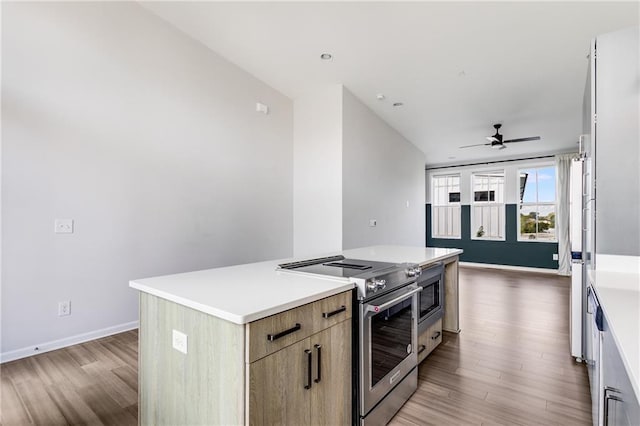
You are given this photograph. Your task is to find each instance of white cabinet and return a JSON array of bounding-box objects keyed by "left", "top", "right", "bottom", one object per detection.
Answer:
[
  {"left": 602, "top": 325, "right": 640, "bottom": 426},
  {"left": 593, "top": 26, "right": 640, "bottom": 256}
]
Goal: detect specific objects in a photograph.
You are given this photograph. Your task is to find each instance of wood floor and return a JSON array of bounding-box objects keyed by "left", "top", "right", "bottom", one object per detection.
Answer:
[
  {"left": 1, "top": 330, "right": 138, "bottom": 425},
  {"left": 1, "top": 266, "right": 591, "bottom": 425},
  {"left": 390, "top": 266, "right": 592, "bottom": 426}
]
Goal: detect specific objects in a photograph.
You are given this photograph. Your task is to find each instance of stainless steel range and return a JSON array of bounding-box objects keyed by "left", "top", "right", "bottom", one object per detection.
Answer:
[{"left": 277, "top": 255, "right": 422, "bottom": 426}]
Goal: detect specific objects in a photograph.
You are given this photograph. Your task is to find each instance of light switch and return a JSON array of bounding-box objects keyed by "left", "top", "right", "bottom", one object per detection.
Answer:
[{"left": 369, "top": 219, "right": 377, "bottom": 227}]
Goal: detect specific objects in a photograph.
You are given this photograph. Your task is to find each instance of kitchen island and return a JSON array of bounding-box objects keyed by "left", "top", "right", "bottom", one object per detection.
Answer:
[{"left": 130, "top": 245, "right": 462, "bottom": 425}]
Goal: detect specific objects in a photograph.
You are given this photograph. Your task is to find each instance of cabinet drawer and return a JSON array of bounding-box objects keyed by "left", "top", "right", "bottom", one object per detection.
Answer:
[
  {"left": 417, "top": 318, "right": 442, "bottom": 364},
  {"left": 311, "top": 291, "right": 352, "bottom": 331},
  {"left": 247, "top": 292, "right": 352, "bottom": 363}
]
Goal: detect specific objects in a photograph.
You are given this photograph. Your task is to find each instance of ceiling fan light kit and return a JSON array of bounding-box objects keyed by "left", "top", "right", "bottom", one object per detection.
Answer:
[{"left": 459, "top": 123, "right": 541, "bottom": 150}]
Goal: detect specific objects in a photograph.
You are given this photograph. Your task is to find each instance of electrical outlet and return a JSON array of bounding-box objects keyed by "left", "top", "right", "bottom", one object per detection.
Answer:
[
  {"left": 172, "top": 329, "right": 188, "bottom": 354},
  {"left": 369, "top": 219, "right": 377, "bottom": 227},
  {"left": 553, "top": 253, "right": 559, "bottom": 261},
  {"left": 54, "top": 219, "right": 74, "bottom": 234},
  {"left": 58, "top": 301, "right": 71, "bottom": 316}
]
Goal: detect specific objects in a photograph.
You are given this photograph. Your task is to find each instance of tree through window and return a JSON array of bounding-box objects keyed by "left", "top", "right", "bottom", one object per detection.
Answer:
[{"left": 518, "top": 166, "right": 557, "bottom": 241}]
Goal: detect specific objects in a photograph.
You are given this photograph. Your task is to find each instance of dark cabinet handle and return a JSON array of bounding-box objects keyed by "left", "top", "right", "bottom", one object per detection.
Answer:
[
  {"left": 431, "top": 331, "right": 441, "bottom": 340},
  {"left": 603, "top": 387, "right": 623, "bottom": 426},
  {"left": 304, "top": 349, "right": 312, "bottom": 390},
  {"left": 417, "top": 344, "right": 426, "bottom": 354},
  {"left": 314, "top": 344, "right": 322, "bottom": 383},
  {"left": 323, "top": 305, "right": 347, "bottom": 318},
  {"left": 267, "top": 323, "right": 301, "bottom": 342}
]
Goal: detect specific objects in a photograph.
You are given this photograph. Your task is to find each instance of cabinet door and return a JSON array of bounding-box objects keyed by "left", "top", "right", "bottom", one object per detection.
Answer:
[
  {"left": 310, "top": 321, "right": 351, "bottom": 426},
  {"left": 418, "top": 318, "right": 442, "bottom": 364},
  {"left": 602, "top": 323, "right": 640, "bottom": 426},
  {"left": 248, "top": 338, "right": 312, "bottom": 426}
]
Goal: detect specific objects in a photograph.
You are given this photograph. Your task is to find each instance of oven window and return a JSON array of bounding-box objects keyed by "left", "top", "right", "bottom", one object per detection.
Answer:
[
  {"left": 420, "top": 281, "right": 440, "bottom": 318},
  {"left": 370, "top": 302, "right": 412, "bottom": 387}
]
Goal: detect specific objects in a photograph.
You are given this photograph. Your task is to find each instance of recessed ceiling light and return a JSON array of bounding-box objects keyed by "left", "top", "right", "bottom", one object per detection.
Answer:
[
  {"left": 376, "top": 94, "right": 385, "bottom": 101},
  {"left": 320, "top": 53, "right": 332, "bottom": 60},
  {"left": 393, "top": 102, "right": 403, "bottom": 107}
]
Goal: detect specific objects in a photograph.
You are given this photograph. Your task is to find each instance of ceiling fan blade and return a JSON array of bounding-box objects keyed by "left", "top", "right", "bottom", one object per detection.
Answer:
[
  {"left": 459, "top": 142, "right": 491, "bottom": 149},
  {"left": 503, "top": 136, "right": 541, "bottom": 143}
]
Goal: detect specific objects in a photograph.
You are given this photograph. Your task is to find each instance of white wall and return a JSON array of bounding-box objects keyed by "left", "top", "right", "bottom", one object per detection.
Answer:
[
  {"left": 342, "top": 89, "right": 426, "bottom": 249},
  {"left": 1, "top": 2, "right": 293, "bottom": 357},
  {"left": 293, "top": 85, "right": 343, "bottom": 257},
  {"left": 293, "top": 86, "right": 426, "bottom": 253}
]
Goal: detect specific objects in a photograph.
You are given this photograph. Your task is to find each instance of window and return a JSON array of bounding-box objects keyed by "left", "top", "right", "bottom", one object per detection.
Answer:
[
  {"left": 518, "top": 166, "right": 556, "bottom": 241},
  {"left": 471, "top": 171, "right": 505, "bottom": 240},
  {"left": 431, "top": 174, "right": 461, "bottom": 239}
]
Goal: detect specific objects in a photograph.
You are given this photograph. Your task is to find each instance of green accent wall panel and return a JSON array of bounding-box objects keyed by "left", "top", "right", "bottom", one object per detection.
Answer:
[{"left": 426, "top": 204, "right": 559, "bottom": 269}]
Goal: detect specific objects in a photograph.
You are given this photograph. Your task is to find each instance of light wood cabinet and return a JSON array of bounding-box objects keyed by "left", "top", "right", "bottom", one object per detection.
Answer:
[
  {"left": 417, "top": 318, "right": 442, "bottom": 364},
  {"left": 139, "top": 291, "right": 352, "bottom": 426},
  {"left": 246, "top": 290, "right": 351, "bottom": 362},
  {"left": 310, "top": 321, "right": 351, "bottom": 426},
  {"left": 248, "top": 320, "right": 351, "bottom": 426},
  {"left": 248, "top": 338, "right": 311, "bottom": 425}
]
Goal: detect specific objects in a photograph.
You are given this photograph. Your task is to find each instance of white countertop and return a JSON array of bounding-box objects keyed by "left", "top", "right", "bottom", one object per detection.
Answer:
[
  {"left": 589, "top": 254, "right": 640, "bottom": 404},
  {"left": 342, "top": 246, "right": 462, "bottom": 266},
  {"left": 129, "top": 245, "right": 462, "bottom": 325}
]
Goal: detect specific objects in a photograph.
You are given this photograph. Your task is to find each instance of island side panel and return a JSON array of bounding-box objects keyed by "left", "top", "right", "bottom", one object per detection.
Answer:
[
  {"left": 139, "top": 293, "right": 245, "bottom": 425},
  {"left": 442, "top": 258, "right": 460, "bottom": 333}
]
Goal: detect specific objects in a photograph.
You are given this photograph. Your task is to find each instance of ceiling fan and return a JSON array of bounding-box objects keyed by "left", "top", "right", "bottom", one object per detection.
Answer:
[{"left": 460, "top": 124, "right": 541, "bottom": 150}]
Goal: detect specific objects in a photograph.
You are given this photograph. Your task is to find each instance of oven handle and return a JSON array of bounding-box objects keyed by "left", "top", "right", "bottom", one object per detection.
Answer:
[{"left": 366, "top": 287, "right": 422, "bottom": 314}]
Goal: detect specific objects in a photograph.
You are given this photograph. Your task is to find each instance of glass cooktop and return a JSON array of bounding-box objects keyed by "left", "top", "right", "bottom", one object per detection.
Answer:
[{"left": 277, "top": 255, "right": 397, "bottom": 279}]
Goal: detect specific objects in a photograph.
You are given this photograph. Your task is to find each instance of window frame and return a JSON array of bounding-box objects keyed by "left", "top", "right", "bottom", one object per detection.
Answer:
[
  {"left": 470, "top": 170, "right": 506, "bottom": 241},
  {"left": 430, "top": 173, "right": 461, "bottom": 240},
  {"left": 517, "top": 163, "right": 558, "bottom": 243}
]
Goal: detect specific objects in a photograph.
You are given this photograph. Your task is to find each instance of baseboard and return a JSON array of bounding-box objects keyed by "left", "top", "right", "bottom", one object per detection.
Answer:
[
  {"left": 459, "top": 261, "right": 559, "bottom": 275},
  {"left": 0, "top": 320, "right": 139, "bottom": 364}
]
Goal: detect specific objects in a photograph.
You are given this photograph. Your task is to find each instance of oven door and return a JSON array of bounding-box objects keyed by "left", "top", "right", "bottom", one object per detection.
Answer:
[
  {"left": 359, "top": 284, "right": 421, "bottom": 416},
  {"left": 417, "top": 264, "right": 444, "bottom": 333}
]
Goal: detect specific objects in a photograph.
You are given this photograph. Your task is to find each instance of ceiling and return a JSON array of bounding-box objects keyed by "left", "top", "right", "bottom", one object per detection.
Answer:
[{"left": 140, "top": 1, "right": 639, "bottom": 166}]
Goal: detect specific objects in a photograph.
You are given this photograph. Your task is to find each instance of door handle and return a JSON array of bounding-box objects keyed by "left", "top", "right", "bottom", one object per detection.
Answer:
[
  {"left": 586, "top": 288, "right": 594, "bottom": 314},
  {"left": 366, "top": 287, "right": 422, "bottom": 314},
  {"left": 322, "top": 305, "right": 346, "bottom": 318},
  {"left": 431, "top": 331, "right": 441, "bottom": 340},
  {"left": 603, "top": 387, "right": 623, "bottom": 426},
  {"left": 267, "top": 323, "right": 301, "bottom": 342},
  {"left": 417, "top": 344, "right": 426, "bottom": 354},
  {"left": 304, "top": 349, "right": 312, "bottom": 390},
  {"left": 314, "top": 344, "right": 322, "bottom": 383}
]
